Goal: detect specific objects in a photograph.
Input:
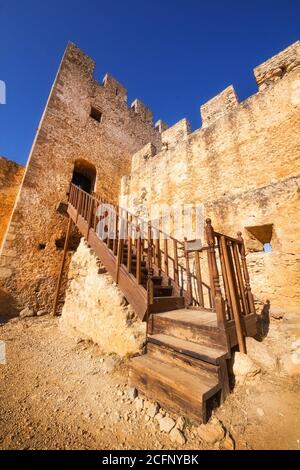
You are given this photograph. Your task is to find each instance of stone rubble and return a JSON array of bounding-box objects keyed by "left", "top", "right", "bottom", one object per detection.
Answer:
[{"left": 123, "top": 386, "right": 239, "bottom": 448}]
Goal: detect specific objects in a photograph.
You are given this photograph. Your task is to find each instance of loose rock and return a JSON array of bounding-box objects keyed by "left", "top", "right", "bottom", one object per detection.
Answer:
[
  {"left": 159, "top": 417, "right": 176, "bottom": 433},
  {"left": 220, "top": 434, "right": 235, "bottom": 450},
  {"left": 127, "top": 387, "right": 138, "bottom": 400},
  {"left": 147, "top": 403, "right": 160, "bottom": 419},
  {"left": 135, "top": 398, "right": 144, "bottom": 412},
  {"left": 36, "top": 309, "right": 47, "bottom": 317},
  {"left": 170, "top": 427, "right": 186, "bottom": 445},
  {"left": 197, "top": 417, "right": 225, "bottom": 445},
  {"left": 19, "top": 308, "right": 35, "bottom": 318},
  {"left": 176, "top": 416, "right": 185, "bottom": 431}
]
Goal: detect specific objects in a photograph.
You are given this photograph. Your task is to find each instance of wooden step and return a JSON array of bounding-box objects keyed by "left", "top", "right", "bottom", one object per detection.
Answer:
[
  {"left": 148, "top": 333, "right": 228, "bottom": 365},
  {"left": 149, "top": 296, "right": 185, "bottom": 314},
  {"left": 152, "top": 309, "right": 228, "bottom": 348},
  {"left": 142, "top": 275, "right": 163, "bottom": 286},
  {"left": 146, "top": 342, "right": 219, "bottom": 382},
  {"left": 130, "top": 355, "right": 220, "bottom": 423},
  {"left": 153, "top": 285, "right": 173, "bottom": 297}
]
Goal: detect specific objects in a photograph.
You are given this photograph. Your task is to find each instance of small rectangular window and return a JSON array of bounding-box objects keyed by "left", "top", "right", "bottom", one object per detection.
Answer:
[{"left": 90, "top": 107, "right": 102, "bottom": 123}]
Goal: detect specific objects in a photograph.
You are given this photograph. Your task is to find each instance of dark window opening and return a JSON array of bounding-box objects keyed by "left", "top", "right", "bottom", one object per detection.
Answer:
[
  {"left": 245, "top": 224, "right": 273, "bottom": 253},
  {"left": 90, "top": 107, "right": 102, "bottom": 122},
  {"left": 72, "top": 171, "right": 93, "bottom": 193},
  {"left": 71, "top": 159, "right": 97, "bottom": 194},
  {"left": 55, "top": 237, "right": 65, "bottom": 250},
  {"left": 38, "top": 243, "right": 46, "bottom": 250}
]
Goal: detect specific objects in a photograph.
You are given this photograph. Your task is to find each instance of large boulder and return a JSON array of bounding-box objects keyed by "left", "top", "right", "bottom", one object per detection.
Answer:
[{"left": 232, "top": 352, "right": 261, "bottom": 384}]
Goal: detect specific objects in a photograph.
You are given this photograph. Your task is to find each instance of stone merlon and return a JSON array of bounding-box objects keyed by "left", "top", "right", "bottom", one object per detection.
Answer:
[
  {"left": 200, "top": 85, "right": 239, "bottom": 128},
  {"left": 254, "top": 40, "right": 300, "bottom": 90},
  {"left": 131, "top": 99, "right": 153, "bottom": 124}
]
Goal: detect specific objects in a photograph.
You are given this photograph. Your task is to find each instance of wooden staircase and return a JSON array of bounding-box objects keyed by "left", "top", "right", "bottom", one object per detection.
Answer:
[
  {"left": 57, "top": 183, "right": 257, "bottom": 423},
  {"left": 131, "top": 308, "right": 230, "bottom": 423}
]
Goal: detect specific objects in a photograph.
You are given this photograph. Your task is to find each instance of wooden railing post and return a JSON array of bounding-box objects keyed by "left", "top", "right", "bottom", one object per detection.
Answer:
[
  {"left": 52, "top": 217, "right": 73, "bottom": 316},
  {"left": 184, "top": 238, "right": 193, "bottom": 306},
  {"left": 87, "top": 197, "right": 94, "bottom": 240},
  {"left": 237, "top": 232, "right": 256, "bottom": 314},
  {"left": 115, "top": 208, "right": 124, "bottom": 284},
  {"left": 127, "top": 215, "right": 133, "bottom": 273},
  {"left": 164, "top": 238, "right": 169, "bottom": 277},
  {"left": 173, "top": 239, "right": 179, "bottom": 284},
  {"left": 194, "top": 251, "right": 204, "bottom": 308},
  {"left": 205, "top": 219, "right": 227, "bottom": 329},
  {"left": 136, "top": 224, "right": 142, "bottom": 284},
  {"left": 76, "top": 191, "right": 82, "bottom": 224},
  {"left": 155, "top": 229, "right": 161, "bottom": 271},
  {"left": 112, "top": 211, "right": 118, "bottom": 255},
  {"left": 147, "top": 221, "right": 154, "bottom": 335}
]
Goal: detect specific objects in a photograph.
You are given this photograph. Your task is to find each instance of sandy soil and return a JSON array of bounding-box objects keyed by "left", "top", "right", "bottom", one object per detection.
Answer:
[{"left": 0, "top": 315, "right": 300, "bottom": 450}]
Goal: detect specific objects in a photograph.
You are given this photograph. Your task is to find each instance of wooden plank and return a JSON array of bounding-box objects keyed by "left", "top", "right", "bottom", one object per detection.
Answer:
[
  {"left": 148, "top": 296, "right": 185, "bottom": 314},
  {"left": 148, "top": 333, "right": 228, "bottom": 365},
  {"left": 130, "top": 355, "right": 220, "bottom": 423},
  {"left": 146, "top": 343, "right": 219, "bottom": 381}
]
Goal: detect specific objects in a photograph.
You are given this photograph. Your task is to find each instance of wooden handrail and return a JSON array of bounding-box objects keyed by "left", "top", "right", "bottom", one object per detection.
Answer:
[{"left": 67, "top": 184, "right": 255, "bottom": 351}]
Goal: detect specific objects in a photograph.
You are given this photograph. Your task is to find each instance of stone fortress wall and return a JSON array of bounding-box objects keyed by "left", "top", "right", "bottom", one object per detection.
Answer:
[
  {"left": 0, "top": 40, "right": 299, "bottom": 318},
  {"left": 121, "top": 41, "right": 300, "bottom": 314},
  {"left": 0, "top": 43, "right": 164, "bottom": 311},
  {"left": 0, "top": 156, "right": 24, "bottom": 248}
]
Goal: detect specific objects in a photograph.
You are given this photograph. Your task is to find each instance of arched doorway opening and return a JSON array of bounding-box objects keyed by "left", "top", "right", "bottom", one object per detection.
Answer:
[{"left": 71, "top": 159, "right": 96, "bottom": 194}]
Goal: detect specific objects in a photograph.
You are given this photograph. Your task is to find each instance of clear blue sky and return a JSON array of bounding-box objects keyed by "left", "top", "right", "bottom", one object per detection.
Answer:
[{"left": 0, "top": 0, "right": 299, "bottom": 166}]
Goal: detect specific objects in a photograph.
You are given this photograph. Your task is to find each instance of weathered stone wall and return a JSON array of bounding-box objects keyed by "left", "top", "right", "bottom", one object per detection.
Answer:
[
  {"left": 122, "top": 41, "right": 300, "bottom": 314},
  {"left": 60, "top": 239, "right": 146, "bottom": 356},
  {"left": 0, "top": 156, "right": 24, "bottom": 248},
  {"left": 0, "top": 43, "right": 162, "bottom": 311}
]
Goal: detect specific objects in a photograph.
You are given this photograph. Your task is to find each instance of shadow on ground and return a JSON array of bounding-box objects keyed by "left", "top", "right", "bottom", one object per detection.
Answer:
[{"left": 0, "top": 288, "right": 19, "bottom": 324}]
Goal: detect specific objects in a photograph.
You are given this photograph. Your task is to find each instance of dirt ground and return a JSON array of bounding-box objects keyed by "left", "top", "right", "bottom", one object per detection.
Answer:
[{"left": 0, "top": 315, "right": 300, "bottom": 450}]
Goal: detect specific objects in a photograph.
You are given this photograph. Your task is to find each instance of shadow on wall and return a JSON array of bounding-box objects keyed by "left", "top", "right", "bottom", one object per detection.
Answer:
[
  {"left": 256, "top": 300, "right": 271, "bottom": 341},
  {"left": 0, "top": 287, "right": 19, "bottom": 323}
]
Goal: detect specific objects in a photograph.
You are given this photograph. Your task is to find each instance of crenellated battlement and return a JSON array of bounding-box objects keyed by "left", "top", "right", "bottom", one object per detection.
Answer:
[
  {"left": 200, "top": 85, "right": 239, "bottom": 128},
  {"left": 161, "top": 118, "right": 191, "bottom": 149},
  {"left": 131, "top": 99, "right": 153, "bottom": 124},
  {"left": 102, "top": 73, "right": 128, "bottom": 102},
  {"left": 155, "top": 120, "right": 169, "bottom": 133},
  {"left": 64, "top": 40, "right": 300, "bottom": 151},
  {"left": 62, "top": 42, "right": 164, "bottom": 132},
  {"left": 254, "top": 41, "right": 300, "bottom": 90}
]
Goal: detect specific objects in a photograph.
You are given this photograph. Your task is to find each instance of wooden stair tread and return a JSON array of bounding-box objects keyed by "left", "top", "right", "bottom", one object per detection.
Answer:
[
  {"left": 131, "top": 354, "right": 220, "bottom": 399},
  {"left": 154, "top": 295, "right": 182, "bottom": 300},
  {"left": 148, "top": 333, "right": 228, "bottom": 365},
  {"left": 156, "top": 309, "right": 218, "bottom": 329}
]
